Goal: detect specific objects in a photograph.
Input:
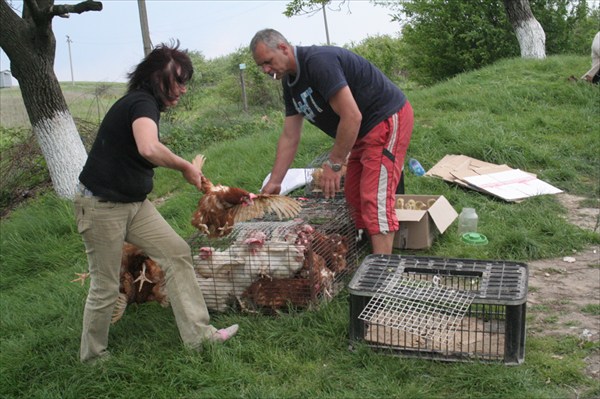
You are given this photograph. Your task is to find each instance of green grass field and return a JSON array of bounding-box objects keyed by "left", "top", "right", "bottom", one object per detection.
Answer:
[{"left": 0, "top": 82, "right": 125, "bottom": 128}]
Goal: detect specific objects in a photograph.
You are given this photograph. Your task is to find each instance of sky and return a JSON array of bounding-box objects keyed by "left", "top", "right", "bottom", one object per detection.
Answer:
[{"left": 0, "top": 0, "right": 402, "bottom": 84}]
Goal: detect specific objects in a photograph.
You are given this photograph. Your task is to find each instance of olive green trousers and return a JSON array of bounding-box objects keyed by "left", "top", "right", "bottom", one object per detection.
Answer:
[{"left": 74, "top": 194, "right": 216, "bottom": 363}]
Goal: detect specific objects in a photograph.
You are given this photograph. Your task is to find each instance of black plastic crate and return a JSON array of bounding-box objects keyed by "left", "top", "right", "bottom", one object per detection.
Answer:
[{"left": 348, "top": 254, "right": 528, "bottom": 364}]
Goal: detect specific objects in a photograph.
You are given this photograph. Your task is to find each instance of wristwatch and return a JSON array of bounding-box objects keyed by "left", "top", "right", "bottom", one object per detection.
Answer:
[{"left": 324, "top": 159, "right": 343, "bottom": 172}]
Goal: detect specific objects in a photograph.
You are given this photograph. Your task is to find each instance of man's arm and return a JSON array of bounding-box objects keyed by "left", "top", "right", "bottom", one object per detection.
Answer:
[
  {"left": 261, "top": 114, "right": 304, "bottom": 194},
  {"left": 319, "top": 86, "right": 362, "bottom": 198}
]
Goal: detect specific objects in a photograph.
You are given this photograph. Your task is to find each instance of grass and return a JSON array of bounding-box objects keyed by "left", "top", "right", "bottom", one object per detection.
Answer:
[
  {"left": 581, "top": 304, "right": 600, "bottom": 316},
  {"left": 0, "top": 82, "right": 125, "bottom": 129},
  {"left": 1, "top": 55, "right": 599, "bottom": 398}
]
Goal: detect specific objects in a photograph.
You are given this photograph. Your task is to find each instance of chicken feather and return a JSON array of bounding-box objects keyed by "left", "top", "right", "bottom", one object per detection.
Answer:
[
  {"left": 191, "top": 154, "right": 302, "bottom": 237},
  {"left": 111, "top": 243, "right": 169, "bottom": 324}
]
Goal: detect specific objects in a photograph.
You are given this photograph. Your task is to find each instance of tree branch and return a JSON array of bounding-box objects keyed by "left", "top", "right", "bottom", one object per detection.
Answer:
[
  {"left": 23, "top": 0, "right": 43, "bottom": 21},
  {"left": 50, "top": 0, "right": 102, "bottom": 18}
]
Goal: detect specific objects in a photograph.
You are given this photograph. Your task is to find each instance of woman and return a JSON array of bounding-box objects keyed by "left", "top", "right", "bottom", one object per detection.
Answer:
[{"left": 75, "top": 41, "right": 238, "bottom": 364}]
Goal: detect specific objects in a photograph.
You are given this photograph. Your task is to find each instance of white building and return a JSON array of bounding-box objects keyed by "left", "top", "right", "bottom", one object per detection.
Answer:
[{"left": 0, "top": 70, "right": 13, "bottom": 88}]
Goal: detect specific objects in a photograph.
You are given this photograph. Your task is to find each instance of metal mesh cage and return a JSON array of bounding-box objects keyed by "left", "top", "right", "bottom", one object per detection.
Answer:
[
  {"left": 304, "top": 151, "right": 346, "bottom": 199},
  {"left": 358, "top": 274, "right": 476, "bottom": 343},
  {"left": 188, "top": 197, "right": 364, "bottom": 313},
  {"left": 349, "top": 254, "right": 528, "bottom": 364}
]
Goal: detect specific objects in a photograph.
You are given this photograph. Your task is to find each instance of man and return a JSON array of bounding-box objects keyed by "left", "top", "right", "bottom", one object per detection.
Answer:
[
  {"left": 251, "top": 29, "right": 413, "bottom": 254},
  {"left": 75, "top": 41, "right": 238, "bottom": 364}
]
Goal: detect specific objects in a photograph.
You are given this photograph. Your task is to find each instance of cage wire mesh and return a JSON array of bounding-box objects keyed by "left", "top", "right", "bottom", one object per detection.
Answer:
[
  {"left": 304, "top": 151, "right": 346, "bottom": 199},
  {"left": 188, "top": 197, "right": 364, "bottom": 313},
  {"left": 349, "top": 255, "right": 528, "bottom": 363},
  {"left": 358, "top": 273, "right": 476, "bottom": 343}
]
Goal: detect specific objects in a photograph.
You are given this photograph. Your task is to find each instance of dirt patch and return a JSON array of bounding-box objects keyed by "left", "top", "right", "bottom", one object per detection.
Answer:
[{"left": 527, "top": 193, "right": 599, "bottom": 379}]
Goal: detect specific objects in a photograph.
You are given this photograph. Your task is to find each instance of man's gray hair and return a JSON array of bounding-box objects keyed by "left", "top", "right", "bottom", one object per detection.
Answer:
[{"left": 250, "top": 29, "right": 290, "bottom": 53}]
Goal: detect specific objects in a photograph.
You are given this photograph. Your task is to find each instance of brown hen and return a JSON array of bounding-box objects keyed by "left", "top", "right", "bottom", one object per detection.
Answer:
[
  {"left": 190, "top": 154, "right": 302, "bottom": 237},
  {"left": 111, "top": 243, "right": 169, "bottom": 324}
]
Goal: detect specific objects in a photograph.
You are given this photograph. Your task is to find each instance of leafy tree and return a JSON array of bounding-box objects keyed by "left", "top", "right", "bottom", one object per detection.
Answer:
[
  {"left": 393, "top": 0, "right": 519, "bottom": 85},
  {"left": 347, "top": 34, "right": 408, "bottom": 83},
  {"left": 0, "top": 0, "right": 102, "bottom": 199},
  {"left": 503, "top": 0, "right": 546, "bottom": 59},
  {"left": 383, "top": 0, "right": 595, "bottom": 85},
  {"left": 531, "top": 0, "right": 596, "bottom": 54},
  {"left": 284, "top": 0, "right": 332, "bottom": 15}
]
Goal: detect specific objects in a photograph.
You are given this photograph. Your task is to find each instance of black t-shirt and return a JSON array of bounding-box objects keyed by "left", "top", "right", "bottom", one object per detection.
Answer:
[
  {"left": 79, "top": 89, "right": 160, "bottom": 202},
  {"left": 283, "top": 46, "right": 406, "bottom": 138}
]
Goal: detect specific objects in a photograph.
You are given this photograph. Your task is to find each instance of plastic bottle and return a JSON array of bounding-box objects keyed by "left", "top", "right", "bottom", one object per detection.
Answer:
[
  {"left": 408, "top": 158, "right": 426, "bottom": 176},
  {"left": 458, "top": 207, "right": 478, "bottom": 235}
]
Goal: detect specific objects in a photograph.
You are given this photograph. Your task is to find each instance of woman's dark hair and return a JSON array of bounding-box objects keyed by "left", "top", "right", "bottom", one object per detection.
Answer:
[{"left": 127, "top": 39, "right": 193, "bottom": 111}]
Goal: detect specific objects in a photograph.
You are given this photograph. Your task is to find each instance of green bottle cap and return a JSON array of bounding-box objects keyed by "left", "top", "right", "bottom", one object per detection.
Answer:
[{"left": 461, "top": 232, "right": 488, "bottom": 245}]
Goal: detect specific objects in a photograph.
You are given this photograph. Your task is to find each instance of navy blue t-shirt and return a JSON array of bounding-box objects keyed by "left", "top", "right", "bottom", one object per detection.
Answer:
[
  {"left": 283, "top": 46, "right": 406, "bottom": 138},
  {"left": 79, "top": 89, "right": 160, "bottom": 202}
]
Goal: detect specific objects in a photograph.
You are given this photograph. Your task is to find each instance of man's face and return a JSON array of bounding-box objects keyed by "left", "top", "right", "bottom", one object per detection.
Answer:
[{"left": 252, "top": 41, "right": 290, "bottom": 80}]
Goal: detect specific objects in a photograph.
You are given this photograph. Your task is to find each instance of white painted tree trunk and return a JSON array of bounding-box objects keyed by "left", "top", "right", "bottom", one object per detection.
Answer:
[
  {"left": 1, "top": 0, "right": 102, "bottom": 200},
  {"left": 33, "top": 111, "right": 87, "bottom": 199},
  {"left": 514, "top": 18, "right": 546, "bottom": 59},
  {"left": 504, "top": 0, "right": 546, "bottom": 59}
]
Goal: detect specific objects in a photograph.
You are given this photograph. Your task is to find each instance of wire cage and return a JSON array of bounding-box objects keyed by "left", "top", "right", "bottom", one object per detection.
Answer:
[
  {"left": 304, "top": 150, "right": 406, "bottom": 198},
  {"left": 188, "top": 197, "right": 365, "bottom": 314},
  {"left": 348, "top": 254, "right": 528, "bottom": 364},
  {"left": 304, "top": 151, "right": 346, "bottom": 199}
]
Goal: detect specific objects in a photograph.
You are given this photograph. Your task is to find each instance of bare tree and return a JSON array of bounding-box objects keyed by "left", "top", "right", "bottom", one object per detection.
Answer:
[
  {"left": 503, "top": 0, "right": 546, "bottom": 59},
  {"left": 0, "top": 0, "right": 102, "bottom": 199}
]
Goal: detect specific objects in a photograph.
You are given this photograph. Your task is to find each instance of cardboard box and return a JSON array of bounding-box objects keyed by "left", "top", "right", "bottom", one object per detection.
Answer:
[
  {"left": 425, "top": 154, "right": 562, "bottom": 202},
  {"left": 393, "top": 195, "right": 458, "bottom": 249}
]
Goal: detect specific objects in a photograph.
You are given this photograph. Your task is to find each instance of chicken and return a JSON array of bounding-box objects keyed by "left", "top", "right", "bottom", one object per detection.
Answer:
[
  {"left": 237, "top": 240, "right": 305, "bottom": 281},
  {"left": 242, "top": 251, "right": 334, "bottom": 311},
  {"left": 310, "top": 230, "right": 349, "bottom": 274},
  {"left": 268, "top": 221, "right": 348, "bottom": 274},
  {"left": 190, "top": 154, "right": 302, "bottom": 237},
  {"left": 242, "top": 277, "right": 313, "bottom": 310},
  {"left": 196, "top": 277, "right": 236, "bottom": 313},
  {"left": 192, "top": 245, "right": 250, "bottom": 312},
  {"left": 193, "top": 246, "right": 245, "bottom": 279},
  {"left": 297, "top": 251, "right": 334, "bottom": 300},
  {"left": 268, "top": 221, "right": 315, "bottom": 246},
  {"left": 111, "top": 243, "right": 169, "bottom": 324}
]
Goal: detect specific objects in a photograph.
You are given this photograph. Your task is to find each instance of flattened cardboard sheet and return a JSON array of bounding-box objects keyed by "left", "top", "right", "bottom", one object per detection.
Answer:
[{"left": 425, "top": 154, "right": 562, "bottom": 202}]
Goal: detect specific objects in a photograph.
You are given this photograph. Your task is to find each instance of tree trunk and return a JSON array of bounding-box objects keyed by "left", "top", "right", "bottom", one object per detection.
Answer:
[
  {"left": 503, "top": 0, "right": 546, "bottom": 59},
  {"left": 0, "top": 0, "right": 102, "bottom": 199}
]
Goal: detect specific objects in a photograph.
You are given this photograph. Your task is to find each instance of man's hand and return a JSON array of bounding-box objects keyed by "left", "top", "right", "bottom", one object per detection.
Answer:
[
  {"left": 321, "top": 163, "right": 342, "bottom": 199},
  {"left": 261, "top": 180, "right": 282, "bottom": 195}
]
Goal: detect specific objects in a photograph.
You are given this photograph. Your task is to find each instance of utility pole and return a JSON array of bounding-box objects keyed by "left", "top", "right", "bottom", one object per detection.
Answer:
[
  {"left": 322, "top": 4, "right": 330, "bottom": 45},
  {"left": 66, "top": 35, "right": 74, "bottom": 85},
  {"left": 137, "top": 0, "right": 153, "bottom": 56},
  {"left": 239, "top": 63, "right": 248, "bottom": 112}
]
